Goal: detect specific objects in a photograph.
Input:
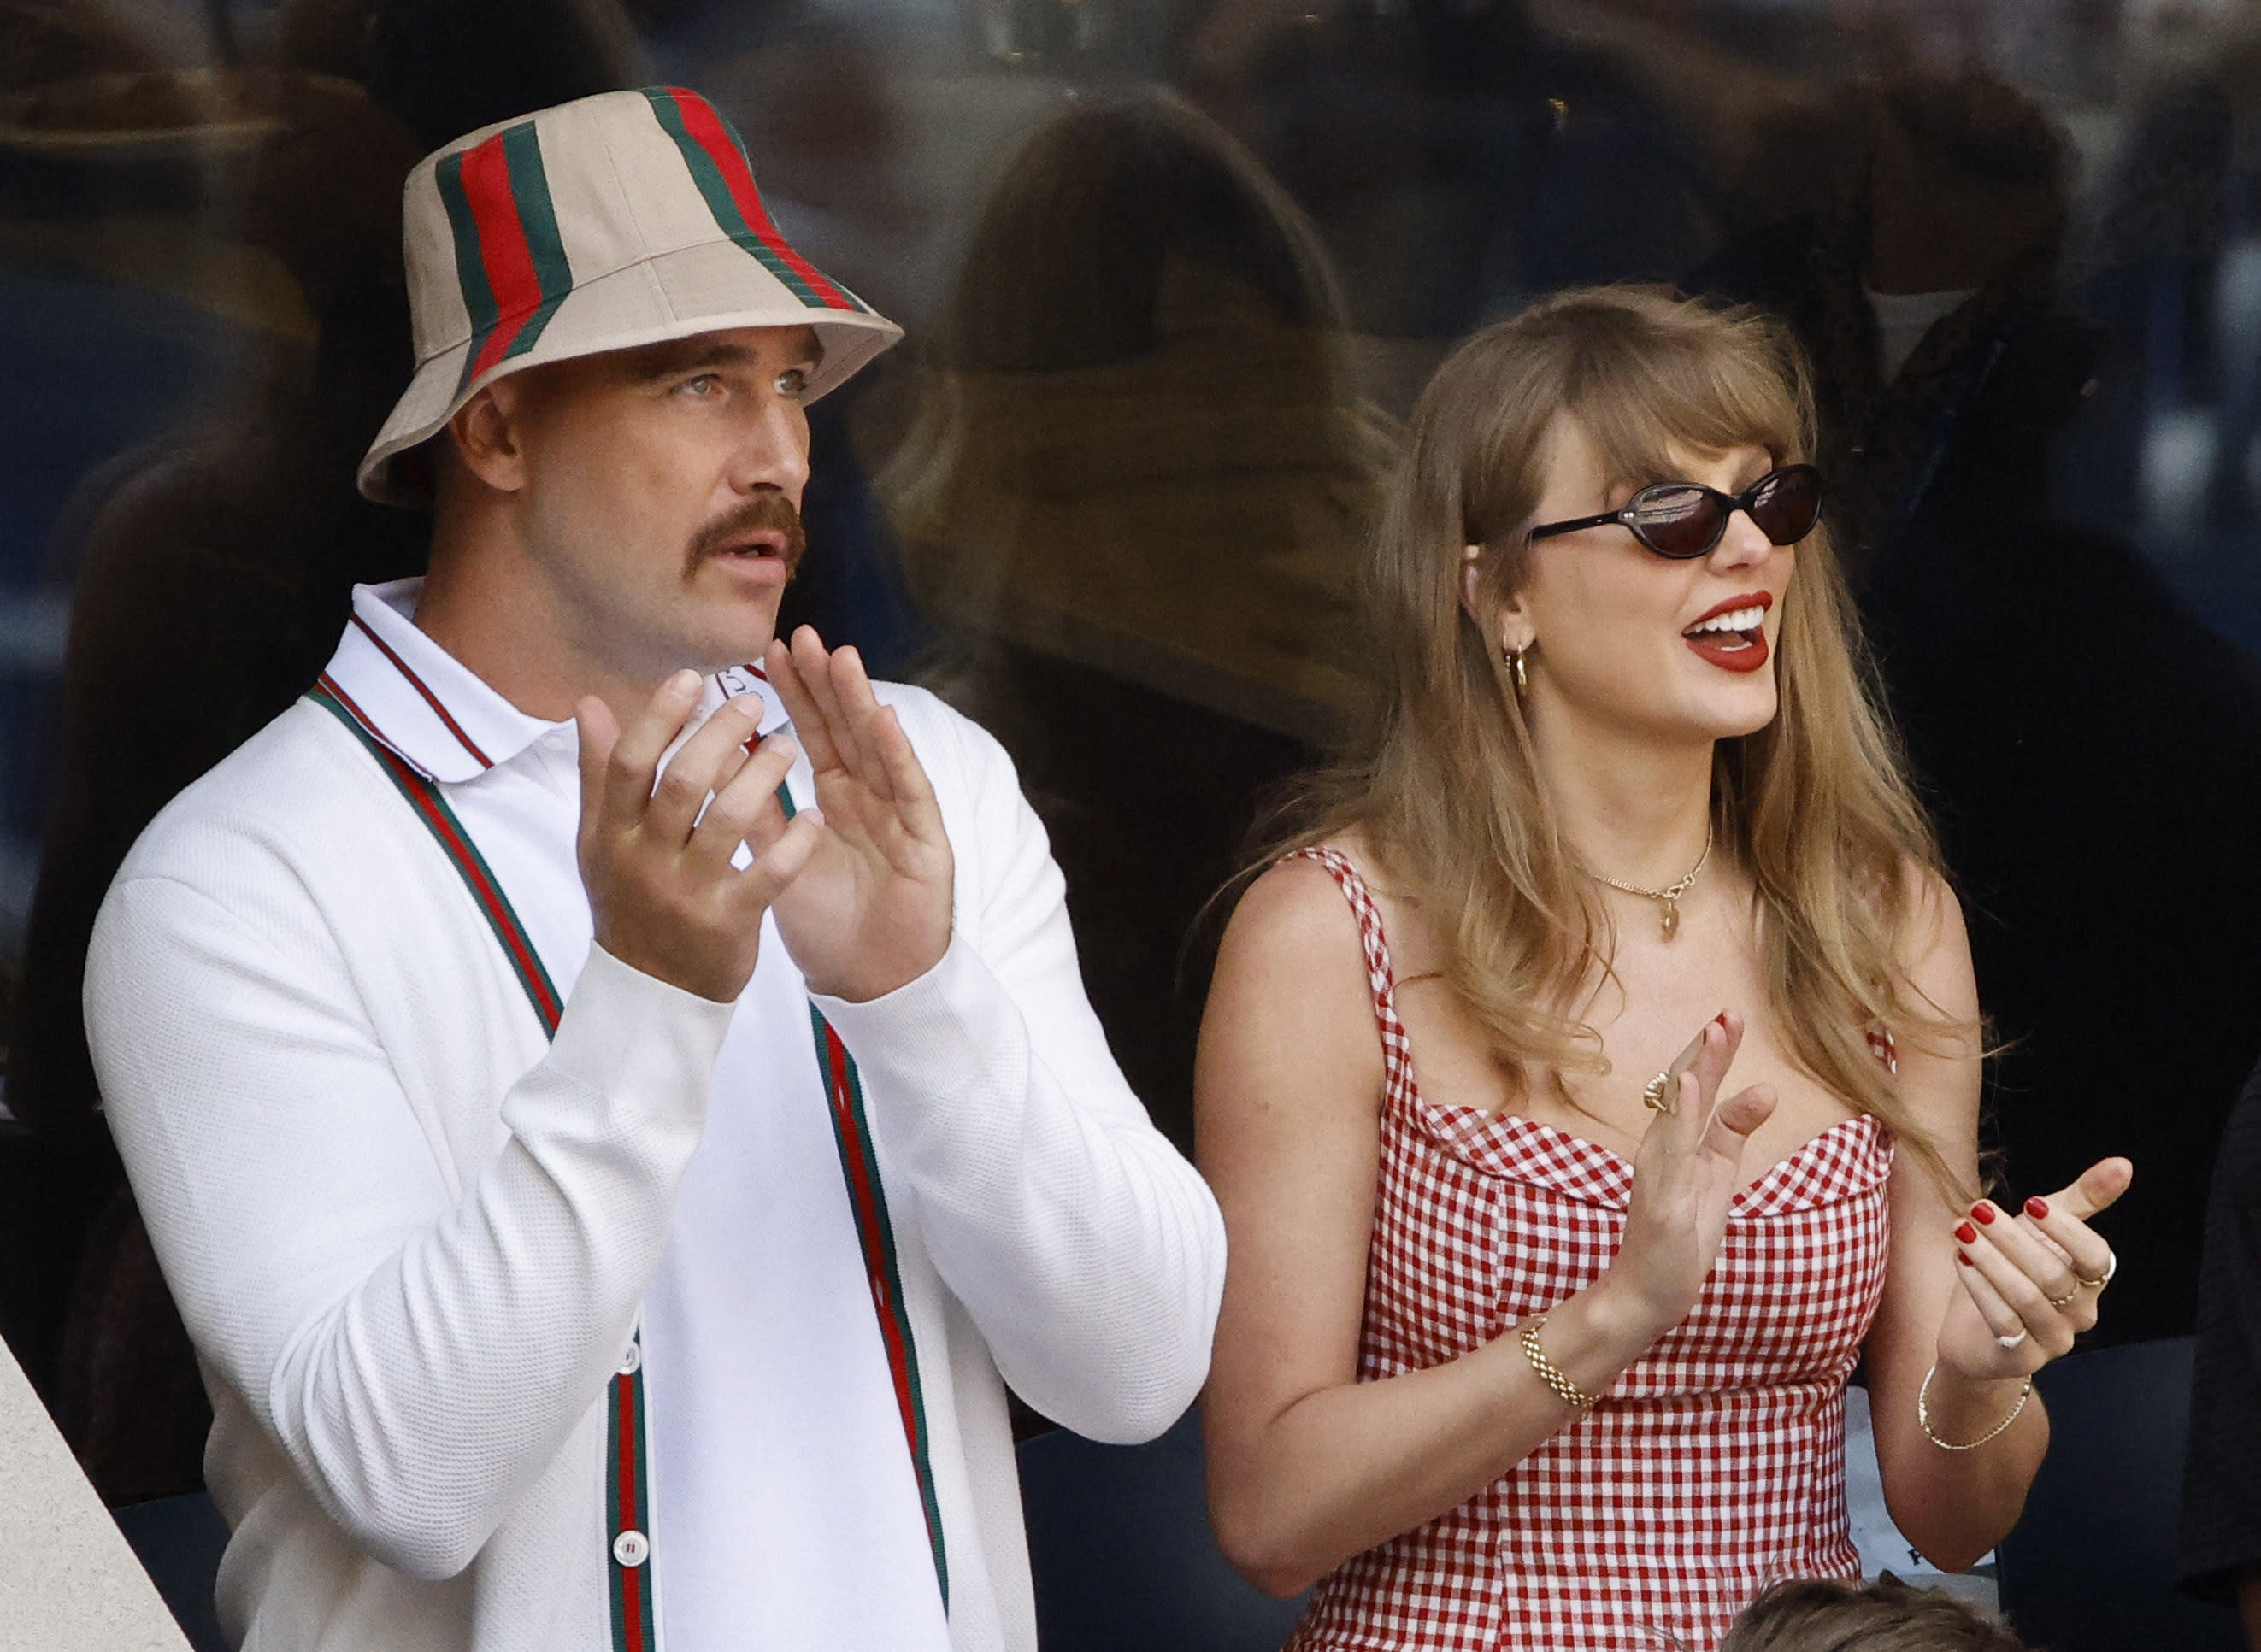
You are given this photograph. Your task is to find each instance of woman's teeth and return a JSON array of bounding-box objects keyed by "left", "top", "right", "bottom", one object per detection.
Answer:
[{"left": 1685, "top": 605, "right": 1766, "bottom": 637}]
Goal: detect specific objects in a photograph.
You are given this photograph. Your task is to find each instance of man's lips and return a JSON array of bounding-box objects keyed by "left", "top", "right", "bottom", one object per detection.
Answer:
[
  {"left": 1681, "top": 591, "right": 1773, "bottom": 673},
  {"left": 714, "top": 531, "right": 788, "bottom": 560},
  {"left": 686, "top": 495, "right": 808, "bottom": 580},
  {"left": 704, "top": 533, "right": 792, "bottom": 586}
]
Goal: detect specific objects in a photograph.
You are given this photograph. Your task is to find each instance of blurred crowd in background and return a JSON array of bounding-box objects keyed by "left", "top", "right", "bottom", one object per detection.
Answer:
[{"left": 3, "top": 0, "right": 2261, "bottom": 1535}]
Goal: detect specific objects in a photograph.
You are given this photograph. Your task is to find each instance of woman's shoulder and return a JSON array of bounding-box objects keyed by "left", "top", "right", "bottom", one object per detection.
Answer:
[
  {"left": 1886, "top": 855, "right": 1970, "bottom": 975},
  {"left": 1216, "top": 832, "right": 1402, "bottom": 1002},
  {"left": 1233, "top": 829, "right": 1387, "bottom": 943},
  {"left": 1204, "top": 839, "right": 1390, "bottom": 1115}
]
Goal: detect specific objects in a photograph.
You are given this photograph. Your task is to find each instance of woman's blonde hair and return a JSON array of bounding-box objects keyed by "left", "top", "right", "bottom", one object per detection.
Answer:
[{"left": 1271, "top": 284, "right": 1968, "bottom": 1195}]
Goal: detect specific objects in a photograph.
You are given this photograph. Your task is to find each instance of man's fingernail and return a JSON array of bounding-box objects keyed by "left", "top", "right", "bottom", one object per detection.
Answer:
[
  {"left": 1972, "top": 1202, "right": 1995, "bottom": 1226},
  {"left": 2025, "top": 1196, "right": 2050, "bottom": 1220},
  {"left": 1955, "top": 1221, "right": 1978, "bottom": 1244}
]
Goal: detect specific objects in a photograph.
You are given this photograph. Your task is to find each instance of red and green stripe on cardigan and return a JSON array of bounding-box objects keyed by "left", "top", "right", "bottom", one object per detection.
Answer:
[
  {"left": 304, "top": 675, "right": 950, "bottom": 1633},
  {"left": 310, "top": 676, "right": 653, "bottom": 1648},
  {"left": 777, "top": 786, "right": 950, "bottom": 1606}
]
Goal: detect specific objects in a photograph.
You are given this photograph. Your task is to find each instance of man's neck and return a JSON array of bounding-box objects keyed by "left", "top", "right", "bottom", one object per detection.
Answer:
[
  {"left": 1524, "top": 694, "right": 1716, "bottom": 890},
  {"left": 415, "top": 514, "right": 663, "bottom": 729}
]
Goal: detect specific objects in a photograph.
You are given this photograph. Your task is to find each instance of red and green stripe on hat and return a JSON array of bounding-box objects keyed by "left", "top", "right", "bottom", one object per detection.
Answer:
[
  {"left": 435, "top": 121, "right": 574, "bottom": 393},
  {"left": 436, "top": 90, "right": 871, "bottom": 396},
  {"left": 642, "top": 89, "right": 874, "bottom": 318}
]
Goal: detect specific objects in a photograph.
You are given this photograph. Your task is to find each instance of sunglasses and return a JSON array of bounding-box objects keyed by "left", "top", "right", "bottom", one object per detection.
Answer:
[{"left": 1525, "top": 464, "right": 1824, "bottom": 560}]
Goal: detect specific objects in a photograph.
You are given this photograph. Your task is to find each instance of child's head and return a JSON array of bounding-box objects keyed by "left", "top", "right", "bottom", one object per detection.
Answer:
[{"left": 1719, "top": 1577, "right": 2030, "bottom": 1651}]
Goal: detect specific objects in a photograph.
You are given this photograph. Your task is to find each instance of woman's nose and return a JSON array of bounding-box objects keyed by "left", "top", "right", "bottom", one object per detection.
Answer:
[{"left": 1708, "top": 506, "right": 1775, "bottom": 568}]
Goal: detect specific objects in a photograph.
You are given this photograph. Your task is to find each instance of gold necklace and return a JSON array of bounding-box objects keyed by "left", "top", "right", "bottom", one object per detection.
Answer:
[{"left": 1584, "top": 822, "right": 1713, "bottom": 941}]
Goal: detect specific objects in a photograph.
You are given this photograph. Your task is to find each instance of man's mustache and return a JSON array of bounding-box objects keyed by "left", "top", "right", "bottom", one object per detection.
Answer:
[{"left": 686, "top": 495, "right": 807, "bottom": 576}]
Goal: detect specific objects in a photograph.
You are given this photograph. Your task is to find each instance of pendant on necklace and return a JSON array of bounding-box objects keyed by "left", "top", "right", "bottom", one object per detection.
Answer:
[{"left": 1659, "top": 897, "right": 1681, "bottom": 942}]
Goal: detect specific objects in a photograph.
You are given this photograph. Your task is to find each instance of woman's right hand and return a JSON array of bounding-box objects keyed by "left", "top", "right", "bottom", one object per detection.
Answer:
[{"left": 1604, "top": 1013, "right": 1779, "bottom": 1337}]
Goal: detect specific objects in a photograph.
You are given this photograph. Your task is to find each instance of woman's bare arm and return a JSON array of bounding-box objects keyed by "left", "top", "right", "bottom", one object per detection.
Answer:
[
  {"left": 1198, "top": 857, "right": 1770, "bottom": 1596},
  {"left": 1867, "top": 872, "right": 2132, "bottom": 1570}
]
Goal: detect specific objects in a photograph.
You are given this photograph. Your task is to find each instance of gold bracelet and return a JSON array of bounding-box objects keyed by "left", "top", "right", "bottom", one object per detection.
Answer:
[
  {"left": 1918, "top": 1362, "right": 2033, "bottom": 1451},
  {"left": 1519, "top": 1313, "right": 1603, "bottom": 1410}
]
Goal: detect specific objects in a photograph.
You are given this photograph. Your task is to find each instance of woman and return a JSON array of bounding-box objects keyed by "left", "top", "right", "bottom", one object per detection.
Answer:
[{"left": 1196, "top": 285, "right": 2131, "bottom": 1651}]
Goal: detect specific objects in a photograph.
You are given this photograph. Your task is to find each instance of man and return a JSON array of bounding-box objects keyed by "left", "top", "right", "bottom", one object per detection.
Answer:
[{"left": 84, "top": 88, "right": 1225, "bottom": 1651}]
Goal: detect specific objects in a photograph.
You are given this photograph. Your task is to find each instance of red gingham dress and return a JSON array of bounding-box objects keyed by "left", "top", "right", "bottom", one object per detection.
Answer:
[{"left": 1283, "top": 848, "right": 1894, "bottom": 1652}]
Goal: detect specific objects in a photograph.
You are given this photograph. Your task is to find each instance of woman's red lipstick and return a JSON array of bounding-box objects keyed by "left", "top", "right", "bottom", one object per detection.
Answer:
[{"left": 1681, "top": 591, "right": 1773, "bottom": 674}]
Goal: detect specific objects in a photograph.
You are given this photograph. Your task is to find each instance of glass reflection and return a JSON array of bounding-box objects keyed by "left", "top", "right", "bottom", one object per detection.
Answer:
[{"left": 880, "top": 89, "right": 1390, "bottom": 1144}]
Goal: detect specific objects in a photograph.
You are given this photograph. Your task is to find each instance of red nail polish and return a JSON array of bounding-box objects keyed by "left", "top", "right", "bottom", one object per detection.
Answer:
[
  {"left": 1972, "top": 1202, "right": 1995, "bottom": 1225},
  {"left": 2025, "top": 1197, "right": 2050, "bottom": 1220},
  {"left": 1714, "top": 1011, "right": 1729, "bottom": 1026},
  {"left": 1957, "top": 1253, "right": 1973, "bottom": 1267},
  {"left": 1955, "top": 1222, "right": 1978, "bottom": 1245}
]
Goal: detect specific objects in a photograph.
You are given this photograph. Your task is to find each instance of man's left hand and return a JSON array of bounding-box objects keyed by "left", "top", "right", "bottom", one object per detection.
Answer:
[{"left": 761, "top": 626, "right": 955, "bottom": 1002}]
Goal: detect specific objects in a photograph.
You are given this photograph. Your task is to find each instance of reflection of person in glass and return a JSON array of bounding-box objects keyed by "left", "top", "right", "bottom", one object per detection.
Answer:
[
  {"left": 81, "top": 89, "right": 1222, "bottom": 1650},
  {"left": 1197, "top": 288, "right": 2130, "bottom": 1651},
  {"left": 880, "top": 90, "right": 1393, "bottom": 1151}
]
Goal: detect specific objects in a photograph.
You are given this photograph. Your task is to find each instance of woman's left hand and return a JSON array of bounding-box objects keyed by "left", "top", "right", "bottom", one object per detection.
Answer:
[{"left": 1935, "top": 1156, "right": 2134, "bottom": 1379}]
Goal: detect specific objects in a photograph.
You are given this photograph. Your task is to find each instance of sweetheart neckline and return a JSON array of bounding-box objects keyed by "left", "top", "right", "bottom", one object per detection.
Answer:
[{"left": 1407, "top": 1099, "right": 1885, "bottom": 1200}]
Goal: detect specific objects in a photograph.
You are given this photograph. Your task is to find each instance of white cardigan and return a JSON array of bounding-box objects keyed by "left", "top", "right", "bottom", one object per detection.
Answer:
[{"left": 85, "top": 623, "right": 1225, "bottom": 1651}]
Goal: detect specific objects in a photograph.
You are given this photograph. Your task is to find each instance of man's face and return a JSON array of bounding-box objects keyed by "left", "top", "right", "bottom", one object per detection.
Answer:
[{"left": 492, "top": 325, "right": 821, "bottom": 680}]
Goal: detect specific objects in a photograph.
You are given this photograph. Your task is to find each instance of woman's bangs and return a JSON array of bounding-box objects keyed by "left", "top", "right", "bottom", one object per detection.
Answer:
[{"left": 1568, "top": 341, "right": 1805, "bottom": 492}]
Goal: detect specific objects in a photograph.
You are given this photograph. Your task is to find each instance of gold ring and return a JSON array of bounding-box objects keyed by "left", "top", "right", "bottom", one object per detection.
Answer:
[
  {"left": 1641, "top": 1071, "right": 1676, "bottom": 1114},
  {"left": 2046, "top": 1283, "right": 2080, "bottom": 1308}
]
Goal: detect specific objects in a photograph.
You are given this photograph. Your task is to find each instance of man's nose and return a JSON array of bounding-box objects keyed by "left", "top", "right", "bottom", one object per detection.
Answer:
[{"left": 731, "top": 393, "right": 811, "bottom": 496}]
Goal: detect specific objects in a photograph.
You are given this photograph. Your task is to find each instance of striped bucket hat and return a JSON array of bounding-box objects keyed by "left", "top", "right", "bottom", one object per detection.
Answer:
[{"left": 358, "top": 86, "right": 902, "bottom": 503}]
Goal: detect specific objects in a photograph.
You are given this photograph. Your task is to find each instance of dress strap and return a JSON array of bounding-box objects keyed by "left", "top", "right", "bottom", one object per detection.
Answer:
[
  {"left": 1282, "top": 847, "right": 1418, "bottom": 1112},
  {"left": 1868, "top": 1027, "right": 1899, "bottom": 1074}
]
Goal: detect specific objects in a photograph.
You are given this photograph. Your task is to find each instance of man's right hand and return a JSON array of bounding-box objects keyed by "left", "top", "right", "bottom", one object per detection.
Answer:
[{"left": 575, "top": 671, "right": 824, "bottom": 1002}]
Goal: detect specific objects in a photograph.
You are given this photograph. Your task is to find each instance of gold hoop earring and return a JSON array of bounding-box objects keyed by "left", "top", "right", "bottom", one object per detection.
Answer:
[{"left": 1503, "top": 644, "right": 1528, "bottom": 695}]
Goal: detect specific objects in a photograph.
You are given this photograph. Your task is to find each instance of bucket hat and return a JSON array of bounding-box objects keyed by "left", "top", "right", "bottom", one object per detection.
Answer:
[{"left": 359, "top": 86, "right": 902, "bottom": 503}]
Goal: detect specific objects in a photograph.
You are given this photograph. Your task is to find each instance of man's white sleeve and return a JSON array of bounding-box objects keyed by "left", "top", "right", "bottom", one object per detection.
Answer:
[
  {"left": 85, "top": 873, "right": 732, "bottom": 1580},
  {"left": 810, "top": 703, "right": 1228, "bottom": 1443}
]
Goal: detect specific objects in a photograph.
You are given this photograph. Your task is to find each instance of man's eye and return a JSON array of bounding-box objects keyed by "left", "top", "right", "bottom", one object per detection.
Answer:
[
  {"left": 774, "top": 368, "right": 810, "bottom": 398},
  {"left": 679, "top": 374, "right": 719, "bottom": 397}
]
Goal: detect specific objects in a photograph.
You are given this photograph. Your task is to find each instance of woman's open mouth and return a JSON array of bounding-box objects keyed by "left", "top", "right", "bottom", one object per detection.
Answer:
[{"left": 1681, "top": 595, "right": 1772, "bottom": 673}]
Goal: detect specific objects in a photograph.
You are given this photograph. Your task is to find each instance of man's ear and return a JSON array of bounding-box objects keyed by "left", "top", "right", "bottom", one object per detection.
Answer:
[{"left": 447, "top": 381, "right": 531, "bottom": 495}]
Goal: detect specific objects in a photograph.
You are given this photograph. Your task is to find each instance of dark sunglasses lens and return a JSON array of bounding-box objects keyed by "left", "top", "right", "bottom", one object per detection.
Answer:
[
  {"left": 1627, "top": 486, "right": 1722, "bottom": 558},
  {"left": 1749, "top": 468, "right": 1822, "bottom": 544}
]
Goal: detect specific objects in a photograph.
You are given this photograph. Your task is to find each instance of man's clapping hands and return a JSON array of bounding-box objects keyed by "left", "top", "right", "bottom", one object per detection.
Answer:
[{"left": 574, "top": 626, "right": 953, "bottom": 1006}]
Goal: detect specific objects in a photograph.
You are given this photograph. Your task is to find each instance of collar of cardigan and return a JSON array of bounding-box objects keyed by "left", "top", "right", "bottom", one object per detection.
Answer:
[{"left": 326, "top": 576, "right": 788, "bottom": 785}]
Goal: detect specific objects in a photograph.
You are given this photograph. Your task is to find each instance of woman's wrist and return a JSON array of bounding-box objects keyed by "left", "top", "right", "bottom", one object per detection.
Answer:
[
  {"left": 1917, "top": 1361, "right": 2034, "bottom": 1447},
  {"left": 1586, "top": 1269, "right": 1691, "bottom": 1351},
  {"left": 1520, "top": 1277, "right": 1669, "bottom": 1403}
]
